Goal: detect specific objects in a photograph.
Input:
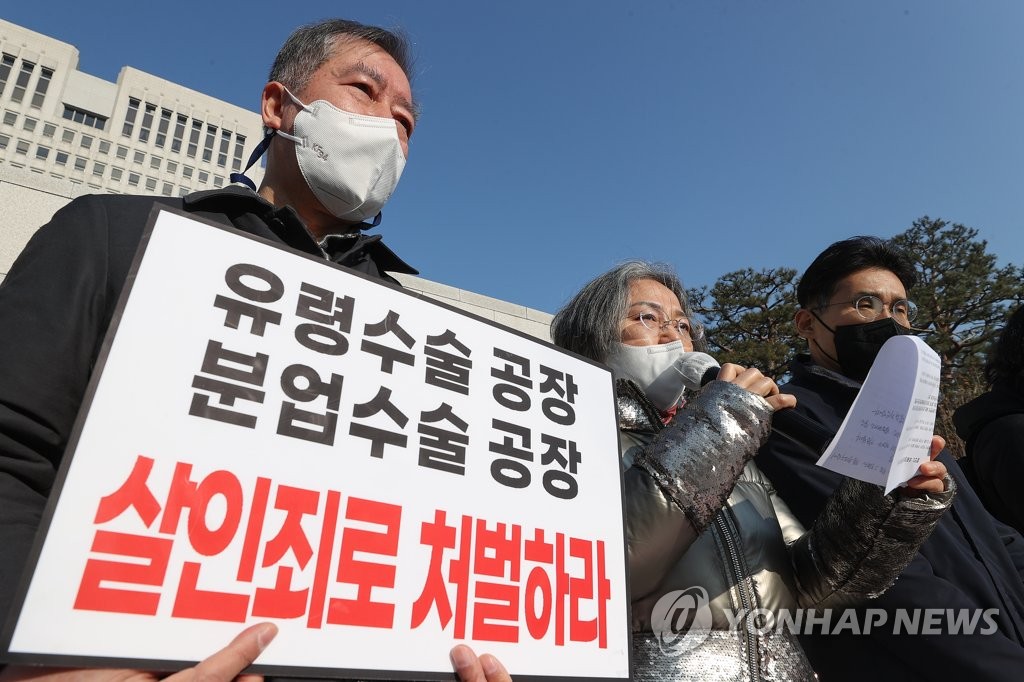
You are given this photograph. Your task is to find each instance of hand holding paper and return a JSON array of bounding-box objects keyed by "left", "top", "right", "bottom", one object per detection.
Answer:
[
  {"left": 816, "top": 335, "right": 946, "bottom": 494},
  {"left": 901, "top": 435, "right": 949, "bottom": 495}
]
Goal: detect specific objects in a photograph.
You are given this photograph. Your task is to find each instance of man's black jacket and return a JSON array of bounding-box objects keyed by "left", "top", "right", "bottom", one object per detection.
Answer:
[{"left": 757, "top": 356, "right": 1024, "bottom": 681}]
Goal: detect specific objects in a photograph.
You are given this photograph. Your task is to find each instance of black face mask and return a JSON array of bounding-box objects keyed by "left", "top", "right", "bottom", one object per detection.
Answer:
[{"left": 813, "top": 315, "right": 912, "bottom": 382}]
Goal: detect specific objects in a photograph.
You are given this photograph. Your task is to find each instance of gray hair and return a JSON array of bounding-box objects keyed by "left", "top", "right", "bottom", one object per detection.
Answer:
[
  {"left": 550, "top": 260, "right": 704, "bottom": 363},
  {"left": 269, "top": 19, "right": 414, "bottom": 96}
]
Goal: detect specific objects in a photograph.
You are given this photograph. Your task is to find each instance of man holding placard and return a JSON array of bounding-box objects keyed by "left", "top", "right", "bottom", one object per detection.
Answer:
[
  {"left": 0, "top": 17, "right": 515, "bottom": 682},
  {"left": 757, "top": 236, "right": 1024, "bottom": 680}
]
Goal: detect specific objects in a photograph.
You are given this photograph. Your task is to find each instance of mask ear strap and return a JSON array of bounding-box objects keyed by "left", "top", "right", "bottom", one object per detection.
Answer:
[
  {"left": 809, "top": 309, "right": 836, "bottom": 334},
  {"left": 229, "top": 130, "right": 276, "bottom": 191},
  {"left": 807, "top": 310, "right": 844, "bottom": 367}
]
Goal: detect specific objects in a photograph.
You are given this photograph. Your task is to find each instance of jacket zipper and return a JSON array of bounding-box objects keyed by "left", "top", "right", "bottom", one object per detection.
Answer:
[{"left": 715, "top": 508, "right": 761, "bottom": 680}]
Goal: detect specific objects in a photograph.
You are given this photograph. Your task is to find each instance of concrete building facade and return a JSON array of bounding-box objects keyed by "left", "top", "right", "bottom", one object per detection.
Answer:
[
  {"left": 0, "top": 19, "right": 264, "bottom": 198},
  {"left": 0, "top": 19, "right": 553, "bottom": 341}
]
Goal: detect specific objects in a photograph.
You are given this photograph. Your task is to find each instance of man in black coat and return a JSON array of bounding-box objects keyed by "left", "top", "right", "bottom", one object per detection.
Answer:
[
  {"left": 757, "top": 236, "right": 1024, "bottom": 680},
  {"left": 0, "top": 18, "right": 512, "bottom": 682}
]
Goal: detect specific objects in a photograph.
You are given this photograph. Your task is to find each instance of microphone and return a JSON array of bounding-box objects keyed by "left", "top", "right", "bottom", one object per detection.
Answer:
[
  {"left": 676, "top": 352, "right": 722, "bottom": 391},
  {"left": 676, "top": 353, "right": 833, "bottom": 457}
]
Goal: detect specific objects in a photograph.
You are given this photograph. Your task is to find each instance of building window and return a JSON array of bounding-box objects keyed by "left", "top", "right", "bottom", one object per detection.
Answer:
[
  {"left": 3, "top": 111, "right": 17, "bottom": 126},
  {"left": 166, "top": 160, "right": 178, "bottom": 173},
  {"left": 155, "top": 109, "right": 172, "bottom": 148},
  {"left": 0, "top": 134, "right": 9, "bottom": 150},
  {"left": 62, "top": 105, "right": 108, "bottom": 130},
  {"left": 138, "top": 103, "right": 156, "bottom": 143},
  {"left": 62, "top": 129, "right": 75, "bottom": 143},
  {"left": 80, "top": 135, "right": 94, "bottom": 150},
  {"left": 213, "top": 176, "right": 224, "bottom": 188},
  {"left": 128, "top": 172, "right": 140, "bottom": 187},
  {"left": 182, "top": 165, "right": 194, "bottom": 179},
  {"left": 145, "top": 177, "right": 157, "bottom": 191},
  {"left": 42, "top": 123, "right": 56, "bottom": 138},
  {"left": 98, "top": 140, "right": 110, "bottom": 154},
  {"left": 217, "top": 129, "right": 231, "bottom": 167},
  {"left": 110, "top": 167, "right": 123, "bottom": 181},
  {"left": 116, "top": 145, "right": 128, "bottom": 160},
  {"left": 150, "top": 155, "right": 162, "bottom": 170},
  {"left": 187, "top": 120, "right": 202, "bottom": 158},
  {"left": 10, "top": 61, "right": 35, "bottom": 104},
  {"left": 31, "top": 68, "right": 53, "bottom": 108},
  {"left": 92, "top": 162, "right": 105, "bottom": 177},
  {"left": 55, "top": 151, "right": 68, "bottom": 165},
  {"left": 133, "top": 150, "right": 145, "bottom": 164},
  {"left": 74, "top": 156, "right": 87, "bottom": 171},
  {"left": 122, "top": 98, "right": 140, "bottom": 137},
  {"left": 0, "top": 54, "right": 15, "bottom": 97},
  {"left": 23, "top": 117, "right": 37, "bottom": 133},
  {"left": 162, "top": 182, "right": 173, "bottom": 196},
  {"left": 202, "top": 124, "right": 217, "bottom": 162},
  {"left": 232, "top": 135, "right": 246, "bottom": 172},
  {"left": 15, "top": 139, "right": 30, "bottom": 155},
  {"left": 178, "top": 186, "right": 190, "bottom": 197},
  {"left": 171, "top": 114, "right": 187, "bottom": 153},
  {"left": 198, "top": 170, "right": 209, "bottom": 184},
  {"left": 35, "top": 145, "right": 50, "bottom": 160}
]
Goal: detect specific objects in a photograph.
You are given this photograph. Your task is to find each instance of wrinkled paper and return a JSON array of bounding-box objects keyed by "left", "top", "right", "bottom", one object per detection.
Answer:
[{"left": 817, "top": 335, "right": 940, "bottom": 494}]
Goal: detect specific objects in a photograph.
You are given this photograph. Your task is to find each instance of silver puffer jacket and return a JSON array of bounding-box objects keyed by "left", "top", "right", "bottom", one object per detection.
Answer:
[{"left": 619, "top": 379, "right": 954, "bottom": 681}]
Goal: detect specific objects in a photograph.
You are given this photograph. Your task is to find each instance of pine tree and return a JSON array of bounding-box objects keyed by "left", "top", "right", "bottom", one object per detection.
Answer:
[
  {"left": 688, "top": 267, "right": 800, "bottom": 381},
  {"left": 888, "top": 218, "right": 1023, "bottom": 455}
]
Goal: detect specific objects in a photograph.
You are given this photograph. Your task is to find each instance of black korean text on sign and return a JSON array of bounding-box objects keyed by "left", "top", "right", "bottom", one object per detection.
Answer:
[
  {"left": 538, "top": 365, "right": 582, "bottom": 500},
  {"left": 361, "top": 310, "right": 416, "bottom": 373},
  {"left": 417, "top": 403, "right": 469, "bottom": 475},
  {"left": 276, "top": 364, "right": 344, "bottom": 445},
  {"left": 489, "top": 419, "right": 533, "bottom": 489},
  {"left": 349, "top": 386, "right": 410, "bottom": 459},
  {"left": 190, "top": 264, "right": 284, "bottom": 428},
  {"left": 424, "top": 329, "right": 473, "bottom": 395},
  {"left": 293, "top": 282, "right": 354, "bottom": 356}
]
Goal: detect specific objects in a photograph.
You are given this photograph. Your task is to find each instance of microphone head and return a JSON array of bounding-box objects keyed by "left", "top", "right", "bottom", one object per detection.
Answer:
[{"left": 676, "top": 352, "right": 721, "bottom": 391}]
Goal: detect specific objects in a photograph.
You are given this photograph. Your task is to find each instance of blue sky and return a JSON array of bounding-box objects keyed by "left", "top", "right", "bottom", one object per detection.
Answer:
[{"left": 6, "top": 1, "right": 1023, "bottom": 314}]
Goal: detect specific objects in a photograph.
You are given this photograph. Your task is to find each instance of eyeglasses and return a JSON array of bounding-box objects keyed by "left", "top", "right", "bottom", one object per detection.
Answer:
[
  {"left": 817, "top": 295, "right": 918, "bottom": 323},
  {"left": 635, "top": 313, "right": 705, "bottom": 340}
]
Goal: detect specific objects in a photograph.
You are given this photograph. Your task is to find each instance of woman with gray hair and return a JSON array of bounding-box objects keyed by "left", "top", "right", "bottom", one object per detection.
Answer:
[{"left": 551, "top": 260, "right": 954, "bottom": 681}]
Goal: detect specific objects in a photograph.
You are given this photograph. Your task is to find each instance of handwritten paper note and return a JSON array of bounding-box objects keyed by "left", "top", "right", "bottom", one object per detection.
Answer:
[{"left": 816, "top": 335, "right": 941, "bottom": 494}]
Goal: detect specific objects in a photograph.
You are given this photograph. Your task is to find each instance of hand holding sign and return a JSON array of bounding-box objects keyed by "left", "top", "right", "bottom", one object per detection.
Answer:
[
  {"left": 816, "top": 335, "right": 946, "bottom": 494},
  {"left": 0, "top": 622, "right": 277, "bottom": 682},
  {"left": 0, "top": 628, "right": 515, "bottom": 682},
  {"left": 450, "top": 645, "right": 514, "bottom": 682}
]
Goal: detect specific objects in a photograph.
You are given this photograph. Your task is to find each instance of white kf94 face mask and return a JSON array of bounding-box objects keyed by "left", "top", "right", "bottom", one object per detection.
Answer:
[
  {"left": 605, "top": 342, "right": 722, "bottom": 413},
  {"left": 276, "top": 88, "right": 406, "bottom": 224},
  {"left": 605, "top": 341, "right": 691, "bottom": 412}
]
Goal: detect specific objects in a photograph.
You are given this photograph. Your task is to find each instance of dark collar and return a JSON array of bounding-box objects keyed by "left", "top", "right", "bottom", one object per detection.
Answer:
[
  {"left": 790, "top": 353, "right": 862, "bottom": 392},
  {"left": 184, "top": 186, "right": 418, "bottom": 275}
]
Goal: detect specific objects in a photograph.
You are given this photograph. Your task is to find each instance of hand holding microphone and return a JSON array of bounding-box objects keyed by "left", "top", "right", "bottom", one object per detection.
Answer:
[
  {"left": 676, "top": 352, "right": 796, "bottom": 412},
  {"left": 677, "top": 352, "right": 848, "bottom": 458}
]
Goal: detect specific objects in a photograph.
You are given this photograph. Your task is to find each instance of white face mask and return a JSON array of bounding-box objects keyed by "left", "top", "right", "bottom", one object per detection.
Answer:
[
  {"left": 605, "top": 341, "right": 691, "bottom": 412},
  {"left": 277, "top": 89, "right": 406, "bottom": 224}
]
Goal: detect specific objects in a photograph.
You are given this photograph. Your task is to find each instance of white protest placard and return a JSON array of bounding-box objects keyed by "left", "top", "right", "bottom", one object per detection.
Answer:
[
  {"left": 1, "top": 209, "right": 630, "bottom": 680},
  {"left": 816, "top": 335, "right": 941, "bottom": 494}
]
